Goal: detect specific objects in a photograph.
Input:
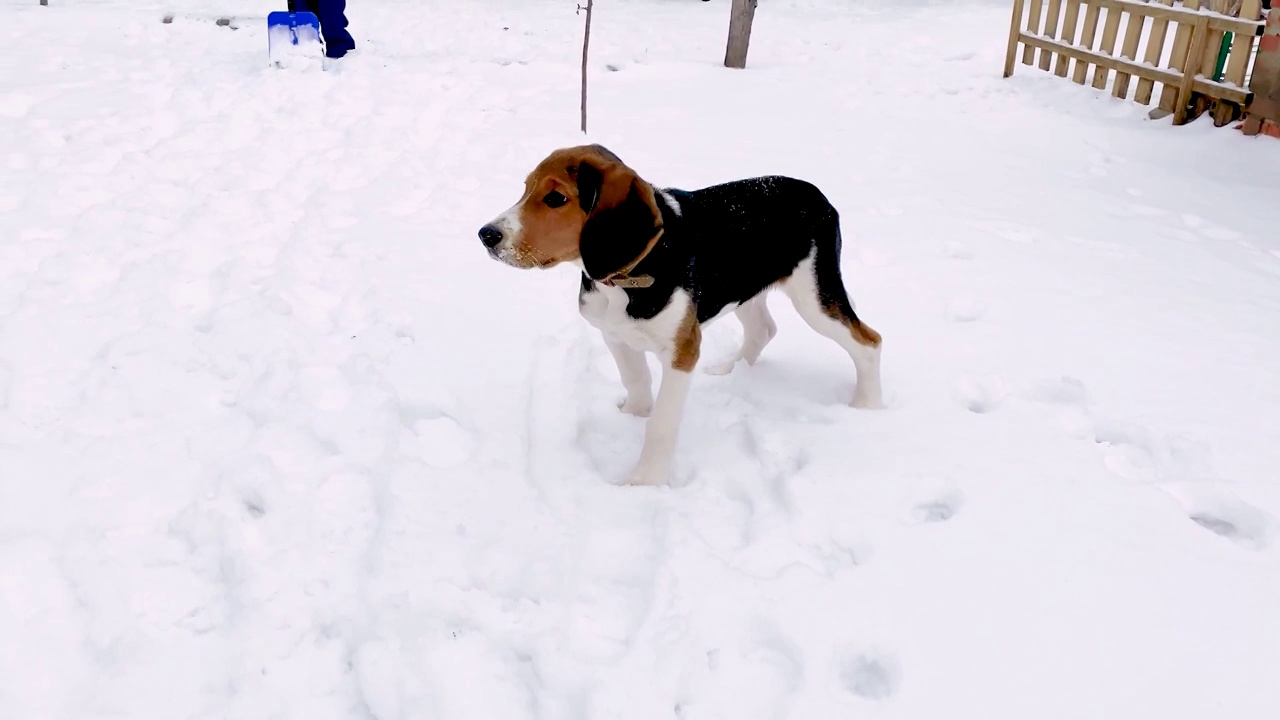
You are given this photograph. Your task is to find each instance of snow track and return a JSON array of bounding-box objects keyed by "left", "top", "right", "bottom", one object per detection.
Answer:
[{"left": 4, "top": 1, "right": 1280, "bottom": 719}]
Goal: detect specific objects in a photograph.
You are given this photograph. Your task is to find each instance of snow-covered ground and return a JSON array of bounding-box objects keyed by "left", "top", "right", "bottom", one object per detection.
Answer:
[{"left": 4, "top": 0, "right": 1280, "bottom": 718}]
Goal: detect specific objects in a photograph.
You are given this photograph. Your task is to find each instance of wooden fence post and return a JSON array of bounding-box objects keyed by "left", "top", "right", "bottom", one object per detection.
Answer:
[
  {"left": 724, "top": 0, "right": 758, "bottom": 69},
  {"left": 1004, "top": 0, "right": 1027, "bottom": 78},
  {"left": 1242, "top": 5, "right": 1280, "bottom": 136},
  {"left": 1174, "top": 18, "right": 1211, "bottom": 124}
]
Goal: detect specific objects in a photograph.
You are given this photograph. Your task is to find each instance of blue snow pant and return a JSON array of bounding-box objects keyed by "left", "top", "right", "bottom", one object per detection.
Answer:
[{"left": 293, "top": 0, "right": 355, "bottom": 58}]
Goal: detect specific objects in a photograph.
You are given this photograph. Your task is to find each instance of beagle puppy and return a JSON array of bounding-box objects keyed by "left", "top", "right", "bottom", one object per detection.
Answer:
[{"left": 479, "top": 144, "right": 883, "bottom": 486}]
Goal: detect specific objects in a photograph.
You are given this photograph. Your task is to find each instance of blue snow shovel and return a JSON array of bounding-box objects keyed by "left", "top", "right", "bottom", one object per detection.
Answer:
[{"left": 267, "top": 4, "right": 324, "bottom": 64}]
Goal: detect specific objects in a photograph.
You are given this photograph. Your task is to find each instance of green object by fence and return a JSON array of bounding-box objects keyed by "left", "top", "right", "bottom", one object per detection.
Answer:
[{"left": 1213, "top": 31, "right": 1232, "bottom": 82}]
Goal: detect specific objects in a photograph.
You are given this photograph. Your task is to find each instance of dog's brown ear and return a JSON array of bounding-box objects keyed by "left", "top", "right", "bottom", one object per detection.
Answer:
[
  {"left": 577, "top": 159, "right": 662, "bottom": 282},
  {"left": 573, "top": 145, "right": 624, "bottom": 213},
  {"left": 576, "top": 159, "right": 604, "bottom": 214}
]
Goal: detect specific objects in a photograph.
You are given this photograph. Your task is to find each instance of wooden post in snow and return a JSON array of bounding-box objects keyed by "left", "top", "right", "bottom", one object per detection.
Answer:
[
  {"left": 724, "top": 0, "right": 758, "bottom": 69},
  {"left": 1242, "top": 4, "right": 1280, "bottom": 136},
  {"left": 580, "top": 0, "right": 594, "bottom": 133}
]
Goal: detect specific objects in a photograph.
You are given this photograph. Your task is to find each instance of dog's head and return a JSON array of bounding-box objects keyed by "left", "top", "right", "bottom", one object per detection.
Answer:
[{"left": 478, "top": 144, "right": 664, "bottom": 282}]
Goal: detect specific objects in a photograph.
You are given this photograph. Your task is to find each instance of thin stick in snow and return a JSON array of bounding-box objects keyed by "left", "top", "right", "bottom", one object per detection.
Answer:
[{"left": 580, "top": 0, "right": 594, "bottom": 134}]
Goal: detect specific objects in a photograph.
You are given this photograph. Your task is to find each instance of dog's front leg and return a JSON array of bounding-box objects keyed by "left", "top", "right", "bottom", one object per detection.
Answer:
[
  {"left": 625, "top": 363, "right": 693, "bottom": 486},
  {"left": 626, "top": 316, "right": 701, "bottom": 487},
  {"left": 605, "top": 336, "right": 653, "bottom": 417}
]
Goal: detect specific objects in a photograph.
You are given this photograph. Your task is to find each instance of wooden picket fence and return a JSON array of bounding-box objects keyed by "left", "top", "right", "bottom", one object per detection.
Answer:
[{"left": 1004, "top": 0, "right": 1267, "bottom": 125}]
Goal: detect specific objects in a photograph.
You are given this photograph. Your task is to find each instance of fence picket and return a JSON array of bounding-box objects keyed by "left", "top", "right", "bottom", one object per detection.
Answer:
[
  {"left": 1056, "top": 0, "right": 1084, "bottom": 77},
  {"left": 1223, "top": 0, "right": 1263, "bottom": 86},
  {"left": 1073, "top": 0, "right": 1104, "bottom": 84},
  {"left": 1092, "top": 4, "right": 1126, "bottom": 89},
  {"left": 1023, "top": 0, "right": 1045, "bottom": 65},
  {"left": 1112, "top": 3, "right": 1148, "bottom": 98},
  {"left": 1175, "top": 18, "right": 1212, "bottom": 124},
  {"left": 1200, "top": 0, "right": 1231, "bottom": 78},
  {"left": 1134, "top": 0, "right": 1175, "bottom": 105},
  {"left": 1040, "top": 0, "right": 1066, "bottom": 70},
  {"left": 1159, "top": 0, "right": 1202, "bottom": 114}
]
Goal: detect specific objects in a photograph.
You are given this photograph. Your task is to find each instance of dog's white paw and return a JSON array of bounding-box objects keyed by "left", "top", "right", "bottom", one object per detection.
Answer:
[
  {"left": 617, "top": 394, "right": 653, "bottom": 417},
  {"left": 852, "top": 383, "right": 885, "bottom": 410},
  {"left": 851, "top": 395, "right": 885, "bottom": 410},
  {"left": 623, "top": 463, "right": 670, "bottom": 487},
  {"left": 703, "top": 358, "right": 739, "bottom": 376}
]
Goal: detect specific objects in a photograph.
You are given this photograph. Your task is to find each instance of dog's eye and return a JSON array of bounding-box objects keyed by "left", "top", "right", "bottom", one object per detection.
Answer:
[{"left": 543, "top": 191, "right": 569, "bottom": 208}]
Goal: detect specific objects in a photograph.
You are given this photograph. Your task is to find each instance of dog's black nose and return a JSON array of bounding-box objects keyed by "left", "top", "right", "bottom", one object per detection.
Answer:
[{"left": 479, "top": 224, "right": 504, "bottom": 249}]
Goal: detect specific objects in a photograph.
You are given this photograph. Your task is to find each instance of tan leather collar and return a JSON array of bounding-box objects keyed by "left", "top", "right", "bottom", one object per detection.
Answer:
[{"left": 599, "top": 227, "right": 663, "bottom": 289}]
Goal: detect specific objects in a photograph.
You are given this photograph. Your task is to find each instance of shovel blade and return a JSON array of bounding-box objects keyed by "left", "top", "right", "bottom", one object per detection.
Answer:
[{"left": 267, "top": 11, "right": 324, "bottom": 66}]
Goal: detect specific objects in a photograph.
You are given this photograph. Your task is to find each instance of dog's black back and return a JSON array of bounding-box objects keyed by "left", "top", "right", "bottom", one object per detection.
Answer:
[{"left": 580, "top": 175, "right": 852, "bottom": 324}]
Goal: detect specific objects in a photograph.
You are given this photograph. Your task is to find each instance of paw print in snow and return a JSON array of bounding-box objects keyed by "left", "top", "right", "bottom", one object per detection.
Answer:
[{"left": 837, "top": 649, "right": 901, "bottom": 701}]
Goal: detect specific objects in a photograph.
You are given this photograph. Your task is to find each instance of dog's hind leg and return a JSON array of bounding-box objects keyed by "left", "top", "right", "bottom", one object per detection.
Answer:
[
  {"left": 781, "top": 252, "right": 884, "bottom": 409},
  {"left": 704, "top": 295, "right": 777, "bottom": 376}
]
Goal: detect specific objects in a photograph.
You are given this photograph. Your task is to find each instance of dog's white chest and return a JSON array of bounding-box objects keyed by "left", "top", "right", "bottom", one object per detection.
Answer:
[{"left": 579, "top": 284, "right": 691, "bottom": 356}]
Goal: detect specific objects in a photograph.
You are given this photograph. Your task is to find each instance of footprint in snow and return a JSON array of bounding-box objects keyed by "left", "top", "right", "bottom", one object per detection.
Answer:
[
  {"left": 954, "top": 374, "right": 1006, "bottom": 414},
  {"left": 241, "top": 489, "right": 267, "bottom": 518},
  {"left": 912, "top": 499, "right": 958, "bottom": 523},
  {"left": 1163, "top": 482, "right": 1272, "bottom": 551},
  {"left": 902, "top": 476, "right": 964, "bottom": 525},
  {"left": 1070, "top": 408, "right": 1267, "bottom": 549},
  {"left": 836, "top": 649, "right": 901, "bottom": 701},
  {"left": 1091, "top": 420, "right": 1162, "bottom": 484},
  {"left": 218, "top": 456, "right": 279, "bottom": 520}
]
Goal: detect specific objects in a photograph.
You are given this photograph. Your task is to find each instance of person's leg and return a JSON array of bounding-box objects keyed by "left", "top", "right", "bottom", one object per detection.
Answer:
[{"left": 295, "top": 0, "right": 355, "bottom": 58}]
